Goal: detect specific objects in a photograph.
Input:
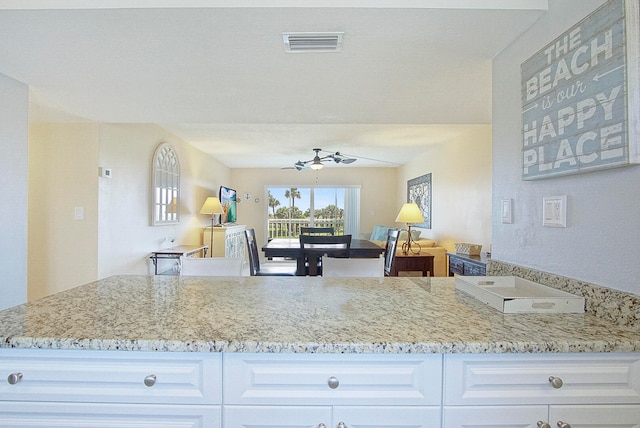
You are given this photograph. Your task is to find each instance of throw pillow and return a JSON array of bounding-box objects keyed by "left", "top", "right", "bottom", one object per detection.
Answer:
[{"left": 370, "top": 225, "right": 393, "bottom": 241}]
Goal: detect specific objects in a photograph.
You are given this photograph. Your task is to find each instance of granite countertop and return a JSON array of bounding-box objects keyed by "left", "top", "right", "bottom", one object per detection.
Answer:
[{"left": 0, "top": 275, "right": 639, "bottom": 354}]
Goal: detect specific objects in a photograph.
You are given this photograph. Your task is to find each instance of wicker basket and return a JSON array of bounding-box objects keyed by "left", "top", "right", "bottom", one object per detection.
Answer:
[{"left": 454, "top": 243, "right": 482, "bottom": 255}]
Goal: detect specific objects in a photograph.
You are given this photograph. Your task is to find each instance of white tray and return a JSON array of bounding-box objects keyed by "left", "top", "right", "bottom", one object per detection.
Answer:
[{"left": 455, "top": 276, "right": 585, "bottom": 314}]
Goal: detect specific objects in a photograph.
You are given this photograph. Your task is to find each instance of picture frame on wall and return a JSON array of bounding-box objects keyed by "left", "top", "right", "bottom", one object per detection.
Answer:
[
  {"left": 520, "top": 0, "right": 640, "bottom": 180},
  {"left": 407, "top": 173, "right": 431, "bottom": 229}
]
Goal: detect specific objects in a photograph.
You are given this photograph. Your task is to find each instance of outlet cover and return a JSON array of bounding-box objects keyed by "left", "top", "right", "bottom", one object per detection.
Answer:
[{"left": 543, "top": 195, "right": 567, "bottom": 227}]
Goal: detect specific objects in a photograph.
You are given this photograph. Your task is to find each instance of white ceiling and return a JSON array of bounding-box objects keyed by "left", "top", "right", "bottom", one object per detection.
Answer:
[{"left": 0, "top": 0, "right": 547, "bottom": 168}]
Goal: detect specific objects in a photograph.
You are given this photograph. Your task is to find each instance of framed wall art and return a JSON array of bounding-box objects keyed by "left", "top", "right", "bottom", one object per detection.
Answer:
[
  {"left": 520, "top": 0, "right": 639, "bottom": 180},
  {"left": 407, "top": 173, "right": 431, "bottom": 229}
]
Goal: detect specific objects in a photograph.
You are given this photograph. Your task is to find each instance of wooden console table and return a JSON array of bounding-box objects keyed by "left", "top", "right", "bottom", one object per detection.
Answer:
[
  {"left": 388, "top": 254, "right": 434, "bottom": 277},
  {"left": 150, "top": 245, "right": 208, "bottom": 275},
  {"left": 446, "top": 252, "right": 490, "bottom": 276}
]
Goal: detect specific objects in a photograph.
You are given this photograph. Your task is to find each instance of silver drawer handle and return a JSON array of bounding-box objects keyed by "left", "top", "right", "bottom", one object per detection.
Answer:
[
  {"left": 144, "top": 374, "right": 157, "bottom": 387},
  {"left": 537, "top": 422, "right": 551, "bottom": 428},
  {"left": 7, "top": 372, "right": 23, "bottom": 385},
  {"left": 327, "top": 376, "right": 339, "bottom": 389},
  {"left": 337, "top": 423, "right": 347, "bottom": 428},
  {"left": 548, "top": 376, "right": 563, "bottom": 389},
  {"left": 317, "top": 424, "right": 326, "bottom": 428},
  {"left": 557, "top": 422, "right": 571, "bottom": 428}
]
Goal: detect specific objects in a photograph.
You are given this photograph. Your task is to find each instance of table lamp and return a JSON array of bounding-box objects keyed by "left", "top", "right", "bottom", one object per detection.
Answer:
[
  {"left": 395, "top": 202, "right": 424, "bottom": 255},
  {"left": 200, "top": 196, "right": 224, "bottom": 253}
]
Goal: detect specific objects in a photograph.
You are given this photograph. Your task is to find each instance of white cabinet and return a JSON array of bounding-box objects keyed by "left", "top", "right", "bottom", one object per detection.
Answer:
[
  {"left": 443, "top": 405, "right": 640, "bottom": 428},
  {"left": 224, "top": 405, "right": 439, "bottom": 428},
  {"left": 0, "top": 402, "right": 221, "bottom": 427},
  {"left": 223, "top": 353, "right": 442, "bottom": 427},
  {"left": 443, "top": 405, "right": 547, "bottom": 427},
  {"left": 0, "top": 349, "right": 222, "bottom": 427},
  {"left": 3, "top": 349, "right": 640, "bottom": 428},
  {"left": 443, "top": 353, "right": 640, "bottom": 428},
  {"left": 203, "top": 225, "right": 246, "bottom": 260},
  {"left": 550, "top": 405, "right": 640, "bottom": 427}
]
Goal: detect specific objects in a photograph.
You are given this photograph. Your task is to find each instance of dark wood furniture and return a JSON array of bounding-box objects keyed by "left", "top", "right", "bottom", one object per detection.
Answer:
[
  {"left": 149, "top": 245, "right": 208, "bottom": 275},
  {"left": 262, "top": 238, "right": 384, "bottom": 276},
  {"left": 245, "top": 229, "right": 296, "bottom": 276},
  {"left": 388, "top": 254, "right": 434, "bottom": 277},
  {"left": 383, "top": 229, "right": 400, "bottom": 276},
  {"left": 299, "top": 234, "right": 352, "bottom": 276},
  {"left": 300, "top": 227, "right": 334, "bottom": 235},
  {"left": 446, "top": 252, "right": 490, "bottom": 276}
]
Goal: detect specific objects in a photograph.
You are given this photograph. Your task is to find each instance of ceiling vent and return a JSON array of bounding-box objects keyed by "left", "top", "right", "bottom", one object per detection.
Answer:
[{"left": 282, "top": 32, "right": 344, "bottom": 53}]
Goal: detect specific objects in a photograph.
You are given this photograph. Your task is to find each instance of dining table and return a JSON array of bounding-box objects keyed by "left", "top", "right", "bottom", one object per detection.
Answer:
[{"left": 262, "top": 238, "right": 385, "bottom": 276}]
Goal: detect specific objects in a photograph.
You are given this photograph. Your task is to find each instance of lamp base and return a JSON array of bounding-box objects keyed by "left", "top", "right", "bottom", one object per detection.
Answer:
[{"left": 401, "top": 225, "right": 422, "bottom": 255}]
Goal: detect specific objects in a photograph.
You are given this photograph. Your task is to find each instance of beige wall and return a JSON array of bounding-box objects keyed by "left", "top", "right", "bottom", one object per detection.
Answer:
[
  {"left": 28, "top": 123, "right": 100, "bottom": 301},
  {"left": 398, "top": 126, "right": 493, "bottom": 252},
  {"left": 230, "top": 167, "right": 398, "bottom": 249},
  {"left": 28, "top": 122, "right": 229, "bottom": 299},
  {"left": 96, "top": 124, "right": 230, "bottom": 278}
]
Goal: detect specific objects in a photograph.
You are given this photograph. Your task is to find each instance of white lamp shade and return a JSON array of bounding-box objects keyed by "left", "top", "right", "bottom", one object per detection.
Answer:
[
  {"left": 395, "top": 202, "right": 424, "bottom": 224},
  {"left": 200, "top": 196, "right": 223, "bottom": 215}
]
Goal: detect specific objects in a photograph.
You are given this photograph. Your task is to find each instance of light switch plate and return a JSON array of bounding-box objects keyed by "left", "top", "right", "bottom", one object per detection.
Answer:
[
  {"left": 74, "top": 206, "right": 84, "bottom": 220},
  {"left": 543, "top": 195, "right": 567, "bottom": 227},
  {"left": 501, "top": 198, "right": 513, "bottom": 224}
]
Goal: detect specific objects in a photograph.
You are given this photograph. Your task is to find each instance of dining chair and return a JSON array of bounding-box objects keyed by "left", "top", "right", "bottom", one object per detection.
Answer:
[
  {"left": 299, "top": 234, "right": 352, "bottom": 276},
  {"left": 245, "top": 228, "right": 297, "bottom": 276},
  {"left": 383, "top": 229, "right": 400, "bottom": 277},
  {"left": 179, "top": 256, "right": 243, "bottom": 276},
  {"left": 321, "top": 255, "right": 384, "bottom": 277},
  {"left": 300, "top": 227, "right": 335, "bottom": 235}
]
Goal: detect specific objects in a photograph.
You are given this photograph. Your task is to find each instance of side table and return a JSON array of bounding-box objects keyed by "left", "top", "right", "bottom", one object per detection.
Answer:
[
  {"left": 150, "top": 245, "right": 208, "bottom": 275},
  {"left": 387, "top": 254, "right": 434, "bottom": 277}
]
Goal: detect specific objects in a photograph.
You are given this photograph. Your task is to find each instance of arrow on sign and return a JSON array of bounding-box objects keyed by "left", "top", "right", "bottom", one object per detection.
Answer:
[{"left": 593, "top": 65, "right": 624, "bottom": 81}]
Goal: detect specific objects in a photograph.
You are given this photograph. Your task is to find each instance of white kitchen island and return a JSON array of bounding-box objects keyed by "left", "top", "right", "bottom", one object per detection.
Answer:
[{"left": 1, "top": 275, "right": 639, "bottom": 427}]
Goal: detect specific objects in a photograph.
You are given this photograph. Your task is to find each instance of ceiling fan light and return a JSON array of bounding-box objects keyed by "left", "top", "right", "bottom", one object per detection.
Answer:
[{"left": 310, "top": 161, "right": 323, "bottom": 170}]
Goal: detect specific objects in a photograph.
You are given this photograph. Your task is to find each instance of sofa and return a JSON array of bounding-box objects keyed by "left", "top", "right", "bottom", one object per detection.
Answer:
[{"left": 367, "top": 225, "right": 448, "bottom": 277}]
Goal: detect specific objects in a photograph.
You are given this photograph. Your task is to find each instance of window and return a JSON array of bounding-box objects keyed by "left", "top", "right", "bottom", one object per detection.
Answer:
[
  {"left": 266, "top": 186, "right": 360, "bottom": 239},
  {"left": 152, "top": 143, "right": 180, "bottom": 225}
]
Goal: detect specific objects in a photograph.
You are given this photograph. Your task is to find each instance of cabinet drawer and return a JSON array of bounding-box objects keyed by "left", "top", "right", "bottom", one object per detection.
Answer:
[
  {"left": 0, "top": 402, "right": 221, "bottom": 427},
  {"left": 0, "top": 349, "right": 221, "bottom": 405},
  {"left": 463, "top": 263, "right": 485, "bottom": 276},
  {"left": 224, "top": 353, "right": 442, "bottom": 405},
  {"left": 444, "top": 353, "right": 640, "bottom": 405},
  {"left": 449, "top": 258, "right": 464, "bottom": 275}
]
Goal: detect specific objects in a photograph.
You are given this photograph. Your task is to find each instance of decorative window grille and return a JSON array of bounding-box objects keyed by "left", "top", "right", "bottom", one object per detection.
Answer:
[{"left": 152, "top": 143, "right": 180, "bottom": 225}]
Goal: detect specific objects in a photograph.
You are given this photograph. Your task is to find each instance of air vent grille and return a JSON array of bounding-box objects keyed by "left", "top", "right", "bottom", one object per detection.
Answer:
[{"left": 283, "top": 32, "right": 344, "bottom": 53}]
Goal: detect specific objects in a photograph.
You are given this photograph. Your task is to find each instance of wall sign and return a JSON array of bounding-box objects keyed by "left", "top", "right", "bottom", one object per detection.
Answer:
[
  {"left": 407, "top": 173, "right": 431, "bottom": 229},
  {"left": 521, "top": 0, "right": 639, "bottom": 180}
]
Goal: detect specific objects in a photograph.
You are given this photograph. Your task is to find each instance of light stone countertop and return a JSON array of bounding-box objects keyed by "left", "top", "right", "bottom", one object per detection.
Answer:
[{"left": 0, "top": 275, "right": 639, "bottom": 354}]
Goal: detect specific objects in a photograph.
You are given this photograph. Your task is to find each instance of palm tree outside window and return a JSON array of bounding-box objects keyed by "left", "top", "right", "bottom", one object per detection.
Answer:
[{"left": 265, "top": 186, "right": 360, "bottom": 239}]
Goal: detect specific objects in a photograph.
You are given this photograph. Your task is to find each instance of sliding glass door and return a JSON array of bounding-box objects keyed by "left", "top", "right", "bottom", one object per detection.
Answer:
[{"left": 266, "top": 186, "right": 360, "bottom": 239}]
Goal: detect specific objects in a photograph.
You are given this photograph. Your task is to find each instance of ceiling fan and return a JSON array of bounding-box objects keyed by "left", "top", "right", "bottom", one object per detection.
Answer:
[{"left": 282, "top": 148, "right": 357, "bottom": 171}]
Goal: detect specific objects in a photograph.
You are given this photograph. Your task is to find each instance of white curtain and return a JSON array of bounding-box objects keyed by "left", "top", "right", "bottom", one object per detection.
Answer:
[{"left": 343, "top": 186, "right": 361, "bottom": 237}]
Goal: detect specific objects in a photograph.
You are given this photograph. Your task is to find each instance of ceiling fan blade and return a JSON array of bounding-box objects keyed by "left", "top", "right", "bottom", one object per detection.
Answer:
[
  {"left": 337, "top": 151, "right": 399, "bottom": 166},
  {"left": 329, "top": 151, "right": 357, "bottom": 164}
]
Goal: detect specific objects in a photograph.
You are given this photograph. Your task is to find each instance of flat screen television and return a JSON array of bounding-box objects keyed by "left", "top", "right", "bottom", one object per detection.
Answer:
[{"left": 219, "top": 186, "right": 237, "bottom": 224}]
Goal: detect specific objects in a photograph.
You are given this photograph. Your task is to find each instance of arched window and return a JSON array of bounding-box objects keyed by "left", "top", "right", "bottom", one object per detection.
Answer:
[{"left": 152, "top": 143, "right": 180, "bottom": 225}]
